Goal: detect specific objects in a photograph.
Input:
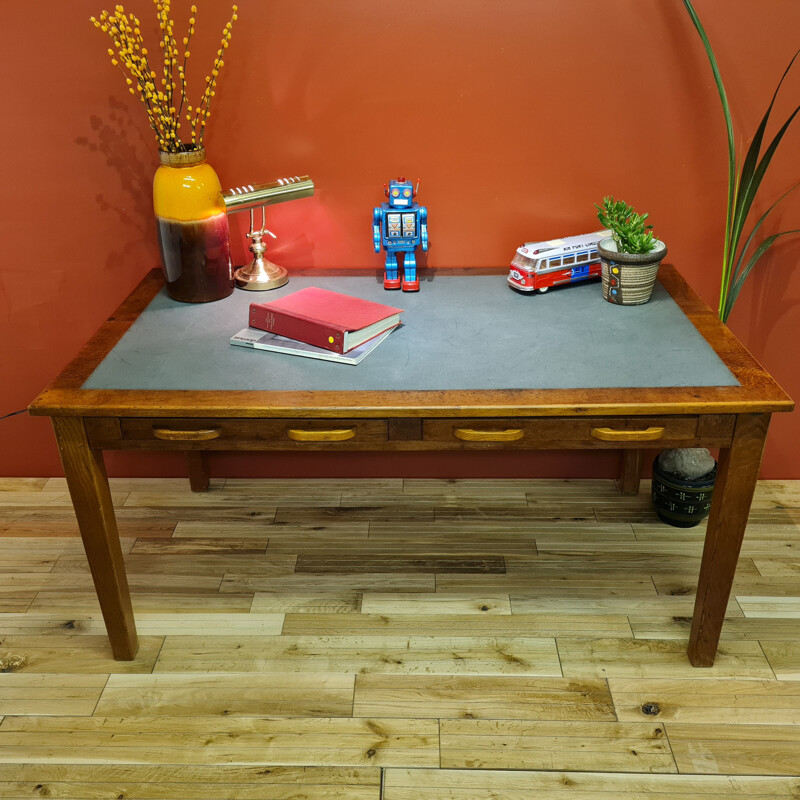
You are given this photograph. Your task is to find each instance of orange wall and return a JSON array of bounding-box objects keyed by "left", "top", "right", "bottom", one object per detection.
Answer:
[{"left": 2, "top": 0, "right": 799, "bottom": 479}]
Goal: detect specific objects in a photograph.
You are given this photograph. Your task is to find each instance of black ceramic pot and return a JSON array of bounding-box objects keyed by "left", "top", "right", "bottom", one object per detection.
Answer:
[{"left": 651, "top": 456, "right": 716, "bottom": 528}]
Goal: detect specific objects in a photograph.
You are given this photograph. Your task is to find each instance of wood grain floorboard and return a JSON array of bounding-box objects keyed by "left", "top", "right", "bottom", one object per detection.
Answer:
[
  {"left": 510, "top": 594, "right": 743, "bottom": 617},
  {"left": 360, "top": 593, "right": 512, "bottom": 615},
  {"left": 220, "top": 573, "right": 436, "bottom": 594},
  {"left": 131, "top": 538, "right": 270, "bottom": 554},
  {"left": 341, "top": 491, "right": 531, "bottom": 507},
  {"left": 737, "top": 596, "right": 800, "bottom": 617},
  {"left": 0, "top": 479, "right": 47, "bottom": 492},
  {"left": 95, "top": 673, "right": 355, "bottom": 717},
  {"left": 0, "top": 715, "right": 439, "bottom": 767},
  {"left": 436, "top": 574, "right": 660, "bottom": 595},
  {"left": 294, "top": 554, "right": 507, "bottom": 574},
  {"left": 273, "top": 535, "right": 539, "bottom": 556},
  {"left": 368, "top": 520, "right": 633, "bottom": 537},
  {"left": 383, "top": 768, "right": 800, "bottom": 799},
  {"left": 0, "top": 635, "right": 163, "bottom": 673},
  {"left": 0, "top": 520, "right": 175, "bottom": 538},
  {"left": 0, "top": 598, "right": 32, "bottom": 613},
  {"left": 609, "top": 678, "right": 800, "bottom": 724},
  {"left": 275, "top": 507, "right": 435, "bottom": 523},
  {"left": 434, "top": 506, "right": 601, "bottom": 522},
  {"left": 439, "top": 719, "right": 675, "bottom": 772},
  {"left": 630, "top": 616, "right": 800, "bottom": 641},
  {"left": 27, "top": 591, "right": 255, "bottom": 614},
  {"left": 0, "top": 673, "right": 107, "bottom": 716},
  {"left": 666, "top": 723, "right": 800, "bottom": 776},
  {"left": 558, "top": 638, "right": 774, "bottom": 679},
  {"left": 251, "top": 593, "right": 362, "bottom": 613},
  {"left": 760, "top": 641, "right": 800, "bottom": 680},
  {"left": 153, "top": 634, "right": 561, "bottom": 675},
  {"left": 0, "top": 764, "right": 381, "bottom": 800},
  {"left": 173, "top": 520, "right": 368, "bottom": 539},
  {"left": 0, "top": 613, "right": 284, "bottom": 637},
  {"left": 52, "top": 553, "right": 298, "bottom": 576},
  {"left": 1, "top": 477, "right": 800, "bottom": 794},
  {"left": 282, "top": 613, "right": 632, "bottom": 638},
  {"left": 353, "top": 675, "right": 615, "bottom": 720}
]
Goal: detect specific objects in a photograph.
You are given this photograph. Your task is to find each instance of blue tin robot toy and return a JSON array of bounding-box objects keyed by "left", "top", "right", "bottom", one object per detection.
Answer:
[{"left": 373, "top": 177, "right": 428, "bottom": 291}]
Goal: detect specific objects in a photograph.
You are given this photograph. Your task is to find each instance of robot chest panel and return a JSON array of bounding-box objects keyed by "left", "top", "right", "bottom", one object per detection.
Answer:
[{"left": 385, "top": 211, "right": 418, "bottom": 240}]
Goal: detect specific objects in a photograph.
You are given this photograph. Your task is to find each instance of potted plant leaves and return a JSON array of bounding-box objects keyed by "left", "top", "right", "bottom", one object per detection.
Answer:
[{"left": 595, "top": 196, "right": 667, "bottom": 305}]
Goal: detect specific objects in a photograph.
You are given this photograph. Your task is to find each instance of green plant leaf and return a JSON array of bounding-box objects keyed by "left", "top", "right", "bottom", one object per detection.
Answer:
[
  {"left": 733, "top": 106, "right": 800, "bottom": 248},
  {"left": 723, "top": 229, "right": 800, "bottom": 322},
  {"left": 732, "top": 48, "right": 800, "bottom": 239},
  {"left": 681, "top": 1, "right": 736, "bottom": 240},
  {"left": 731, "top": 183, "right": 800, "bottom": 282}
]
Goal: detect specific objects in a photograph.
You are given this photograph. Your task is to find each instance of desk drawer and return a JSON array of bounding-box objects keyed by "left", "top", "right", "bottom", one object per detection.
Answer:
[
  {"left": 422, "top": 416, "right": 703, "bottom": 449},
  {"left": 116, "top": 418, "right": 388, "bottom": 450}
]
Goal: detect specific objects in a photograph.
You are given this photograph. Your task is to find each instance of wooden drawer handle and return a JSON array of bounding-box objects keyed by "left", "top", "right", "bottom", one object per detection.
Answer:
[
  {"left": 590, "top": 426, "right": 665, "bottom": 442},
  {"left": 454, "top": 428, "right": 524, "bottom": 442},
  {"left": 152, "top": 427, "right": 222, "bottom": 441},
  {"left": 287, "top": 428, "right": 356, "bottom": 442}
]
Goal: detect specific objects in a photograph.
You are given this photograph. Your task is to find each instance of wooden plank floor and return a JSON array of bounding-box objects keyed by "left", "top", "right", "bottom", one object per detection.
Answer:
[{"left": 1, "top": 476, "right": 800, "bottom": 798}]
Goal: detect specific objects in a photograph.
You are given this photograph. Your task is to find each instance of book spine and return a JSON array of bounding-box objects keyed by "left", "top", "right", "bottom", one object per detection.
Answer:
[{"left": 248, "top": 306, "right": 346, "bottom": 353}]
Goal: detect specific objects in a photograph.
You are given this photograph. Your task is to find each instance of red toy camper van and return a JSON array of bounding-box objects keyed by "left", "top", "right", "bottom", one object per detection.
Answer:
[{"left": 507, "top": 230, "right": 610, "bottom": 293}]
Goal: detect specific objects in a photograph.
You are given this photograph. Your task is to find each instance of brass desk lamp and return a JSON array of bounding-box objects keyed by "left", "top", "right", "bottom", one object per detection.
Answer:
[{"left": 222, "top": 175, "right": 314, "bottom": 291}]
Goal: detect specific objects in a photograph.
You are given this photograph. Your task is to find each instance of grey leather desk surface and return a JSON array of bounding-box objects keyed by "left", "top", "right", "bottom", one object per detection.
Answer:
[{"left": 83, "top": 272, "right": 738, "bottom": 392}]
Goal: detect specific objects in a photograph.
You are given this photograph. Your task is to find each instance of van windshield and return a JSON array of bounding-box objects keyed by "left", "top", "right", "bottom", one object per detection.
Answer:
[{"left": 511, "top": 251, "right": 536, "bottom": 271}]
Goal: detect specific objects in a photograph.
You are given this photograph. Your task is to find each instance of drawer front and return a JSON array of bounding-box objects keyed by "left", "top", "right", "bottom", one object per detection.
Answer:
[
  {"left": 117, "top": 418, "right": 388, "bottom": 449},
  {"left": 422, "top": 417, "right": 702, "bottom": 449}
]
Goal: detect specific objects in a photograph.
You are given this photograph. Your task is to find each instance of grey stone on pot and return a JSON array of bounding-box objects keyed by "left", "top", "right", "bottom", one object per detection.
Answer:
[{"left": 658, "top": 447, "right": 716, "bottom": 480}]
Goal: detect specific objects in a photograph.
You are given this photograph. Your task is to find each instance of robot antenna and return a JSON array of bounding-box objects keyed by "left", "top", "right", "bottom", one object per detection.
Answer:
[{"left": 414, "top": 179, "right": 420, "bottom": 197}]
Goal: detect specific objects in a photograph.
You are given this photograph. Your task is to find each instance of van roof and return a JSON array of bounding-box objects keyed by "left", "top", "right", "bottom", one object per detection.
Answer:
[{"left": 517, "top": 229, "right": 610, "bottom": 256}]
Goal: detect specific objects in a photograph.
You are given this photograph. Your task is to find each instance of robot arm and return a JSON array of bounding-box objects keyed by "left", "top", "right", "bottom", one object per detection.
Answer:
[
  {"left": 373, "top": 207, "right": 383, "bottom": 253},
  {"left": 419, "top": 206, "right": 429, "bottom": 252}
]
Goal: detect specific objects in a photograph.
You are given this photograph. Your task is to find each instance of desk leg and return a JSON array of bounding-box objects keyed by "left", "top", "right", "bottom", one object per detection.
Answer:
[
  {"left": 52, "top": 416, "right": 138, "bottom": 660},
  {"left": 619, "top": 449, "right": 643, "bottom": 495},
  {"left": 186, "top": 451, "right": 210, "bottom": 493},
  {"left": 688, "top": 413, "right": 769, "bottom": 667}
]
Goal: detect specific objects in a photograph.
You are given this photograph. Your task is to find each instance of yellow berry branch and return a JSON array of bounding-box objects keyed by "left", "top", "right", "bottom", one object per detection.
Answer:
[
  {"left": 91, "top": 2, "right": 237, "bottom": 153},
  {"left": 188, "top": 8, "right": 236, "bottom": 146}
]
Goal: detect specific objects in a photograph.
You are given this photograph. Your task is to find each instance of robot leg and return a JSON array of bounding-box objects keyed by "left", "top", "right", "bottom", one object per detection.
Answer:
[
  {"left": 401, "top": 251, "right": 419, "bottom": 292},
  {"left": 384, "top": 252, "right": 401, "bottom": 290}
]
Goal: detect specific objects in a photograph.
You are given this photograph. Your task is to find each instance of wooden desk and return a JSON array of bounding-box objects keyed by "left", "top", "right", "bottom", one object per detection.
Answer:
[{"left": 29, "top": 266, "right": 793, "bottom": 665}]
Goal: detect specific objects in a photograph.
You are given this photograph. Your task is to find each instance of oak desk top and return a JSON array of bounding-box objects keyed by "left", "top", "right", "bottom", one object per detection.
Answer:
[{"left": 29, "top": 265, "right": 792, "bottom": 420}]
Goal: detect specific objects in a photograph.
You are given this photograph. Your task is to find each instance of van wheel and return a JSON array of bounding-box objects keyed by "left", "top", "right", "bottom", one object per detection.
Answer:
[{"left": 538, "top": 286, "right": 549, "bottom": 293}]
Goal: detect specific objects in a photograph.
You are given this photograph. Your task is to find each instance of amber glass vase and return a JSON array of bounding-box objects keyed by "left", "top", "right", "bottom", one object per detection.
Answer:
[{"left": 153, "top": 148, "right": 233, "bottom": 303}]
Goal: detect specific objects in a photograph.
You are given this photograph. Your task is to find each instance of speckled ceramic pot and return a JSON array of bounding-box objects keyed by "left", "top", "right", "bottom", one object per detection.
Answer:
[{"left": 598, "top": 238, "right": 667, "bottom": 305}]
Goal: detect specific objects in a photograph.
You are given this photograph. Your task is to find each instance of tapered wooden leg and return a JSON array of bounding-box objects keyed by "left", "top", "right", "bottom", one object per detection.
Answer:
[
  {"left": 186, "top": 450, "right": 210, "bottom": 492},
  {"left": 52, "top": 416, "right": 138, "bottom": 660},
  {"left": 688, "top": 413, "right": 770, "bottom": 667},
  {"left": 619, "top": 449, "right": 643, "bottom": 495}
]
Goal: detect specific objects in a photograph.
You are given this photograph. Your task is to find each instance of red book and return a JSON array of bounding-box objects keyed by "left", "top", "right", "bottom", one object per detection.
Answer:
[{"left": 249, "top": 287, "right": 403, "bottom": 354}]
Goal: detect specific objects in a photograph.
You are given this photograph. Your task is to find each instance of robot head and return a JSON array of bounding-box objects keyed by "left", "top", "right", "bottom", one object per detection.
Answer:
[{"left": 385, "top": 177, "right": 416, "bottom": 208}]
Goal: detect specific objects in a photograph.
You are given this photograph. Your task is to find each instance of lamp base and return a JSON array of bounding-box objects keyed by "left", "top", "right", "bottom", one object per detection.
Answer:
[{"left": 234, "top": 259, "right": 289, "bottom": 291}]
